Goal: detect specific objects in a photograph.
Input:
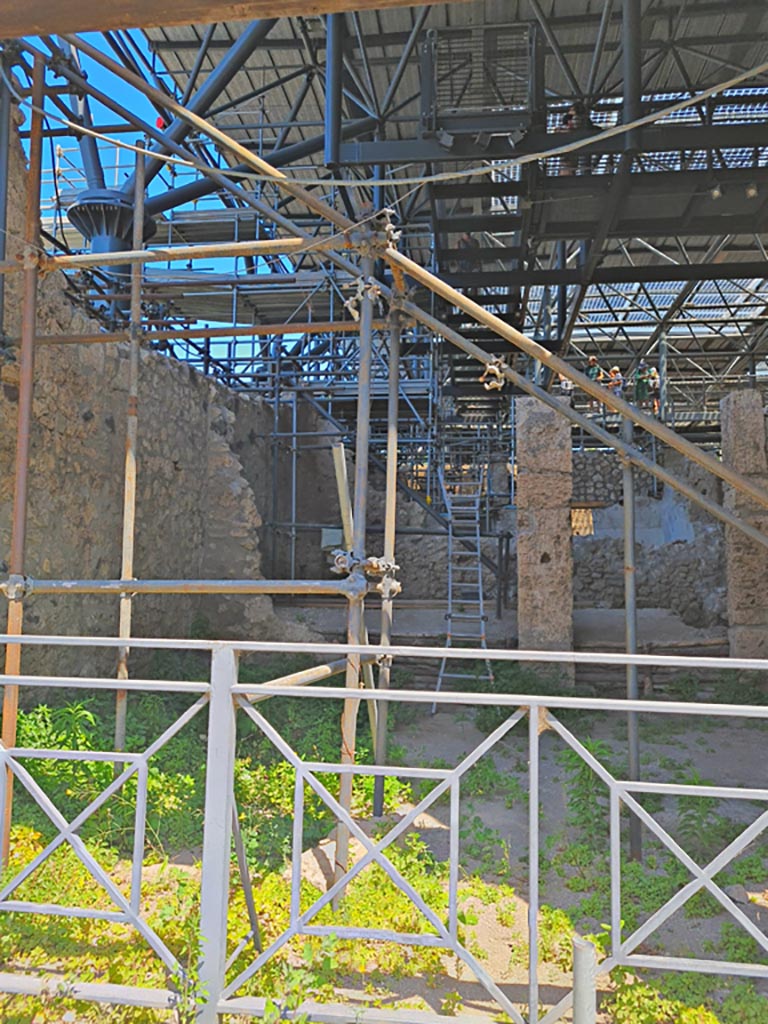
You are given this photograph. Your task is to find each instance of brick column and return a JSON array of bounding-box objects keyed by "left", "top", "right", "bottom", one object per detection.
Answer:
[
  {"left": 515, "top": 397, "right": 574, "bottom": 682},
  {"left": 721, "top": 391, "right": 768, "bottom": 659}
]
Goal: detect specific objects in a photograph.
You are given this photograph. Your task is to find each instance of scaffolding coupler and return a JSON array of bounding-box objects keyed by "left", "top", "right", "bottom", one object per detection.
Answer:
[
  {"left": 1, "top": 575, "right": 33, "bottom": 600},
  {"left": 479, "top": 358, "right": 508, "bottom": 391}
]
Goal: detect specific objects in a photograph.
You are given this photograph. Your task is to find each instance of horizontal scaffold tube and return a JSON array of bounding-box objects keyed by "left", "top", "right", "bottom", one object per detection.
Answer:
[
  {"left": 19, "top": 321, "right": 388, "bottom": 347},
  {"left": 0, "top": 577, "right": 367, "bottom": 598},
  {"left": 0, "top": 238, "right": 337, "bottom": 275}
]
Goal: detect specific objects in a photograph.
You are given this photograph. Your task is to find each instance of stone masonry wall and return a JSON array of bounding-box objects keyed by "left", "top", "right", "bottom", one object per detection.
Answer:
[
  {"left": 720, "top": 391, "right": 768, "bottom": 658},
  {"left": 572, "top": 449, "right": 657, "bottom": 505},
  {"left": 570, "top": 449, "right": 727, "bottom": 627},
  {"left": 573, "top": 529, "right": 726, "bottom": 627},
  {"left": 0, "top": 116, "right": 329, "bottom": 676}
]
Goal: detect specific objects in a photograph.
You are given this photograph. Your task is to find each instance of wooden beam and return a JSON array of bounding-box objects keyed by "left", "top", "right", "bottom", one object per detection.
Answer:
[{"left": 0, "top": 0, "right": 467, "bottom": 38}]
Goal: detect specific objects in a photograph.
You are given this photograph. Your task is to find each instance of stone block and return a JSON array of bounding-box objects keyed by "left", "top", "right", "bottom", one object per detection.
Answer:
[
  {"left": 728, "top": 626, "right": 768, "bottom": 662},
  {"left": 516, "top": 470, "right": 572, "bottom": 509},
  {"left": 515, "top": 397, "right": 572, "bottom": 475},
  {"left": 517, "top": 506, "right": 573, "bottom": 657},
  {"left": 725, "top": 522, "right": 768, "bottom": 626},
  {"left": 720, "top": 390, "right": 768, "bottom": 475}
]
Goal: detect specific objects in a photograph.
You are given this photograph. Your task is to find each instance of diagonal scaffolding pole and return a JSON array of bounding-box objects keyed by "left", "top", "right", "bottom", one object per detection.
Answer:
[
  {"left": 115, "top": 144, "right": 145, "bottom": 755},
  {"left": 385, "top": 250, "right": 768, "bottom": 514},
  {"left": 1, "top": 54, "right": 44, "bottom": 867}
]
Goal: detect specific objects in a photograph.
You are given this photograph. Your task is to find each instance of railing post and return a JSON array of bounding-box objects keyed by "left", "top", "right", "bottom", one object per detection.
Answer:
[
  {"left": 572, "top": 937, "right": 597, "bottom": 1024},
  {"left": 198, "top": 646, "right": 238, "bottom": 1023}
]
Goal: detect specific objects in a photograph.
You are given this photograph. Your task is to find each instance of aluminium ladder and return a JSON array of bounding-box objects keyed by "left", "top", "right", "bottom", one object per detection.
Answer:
[{"left": 435, "top": 469, "right": 494, "bottom": 706}]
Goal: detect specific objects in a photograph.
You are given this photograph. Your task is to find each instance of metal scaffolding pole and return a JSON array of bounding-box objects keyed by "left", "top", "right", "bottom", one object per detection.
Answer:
[
  {"left": 622, "top": 416, "right": 641, "bottom": 861},
  {"left": 0, "top": 577, "right": 365, "bottom": 598},
  {"left": 336, "top": 252, "right": 374, "bottom": 888},
  {"left": 1, "top": 54, "right": 43, "bottom": 867},
  {"left": 0, "top": 237, "right": 324, "bottom": 275},
  {"left": 404, "top": 302, "right": 768, "bottom": 550},
  {"left": 373, "top": 308, "right": 401, "bottom": 817},
  {"left": 115, "top": 145, "right": 145, "bottom": 753},
  {"left": 0, "top": 52, "right": 12, "bottom": 338}
]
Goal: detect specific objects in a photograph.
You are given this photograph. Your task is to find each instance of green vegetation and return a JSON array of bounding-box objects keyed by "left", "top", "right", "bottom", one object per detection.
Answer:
[{"left": 2, "top": 658, "right": 768, "bottom": 1023}]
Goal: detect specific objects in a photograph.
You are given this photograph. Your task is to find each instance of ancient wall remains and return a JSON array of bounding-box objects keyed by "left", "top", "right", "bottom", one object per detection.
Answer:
[
  {"left": 0, "top": 117, "right": 335, "bottom": 675},
  {"left": 568, "top": 448, "right": 726, "bottom": 627},
  {"left": 572, "top": 448, "right": 657, "bottom": 506},
  {"left": 720, "top": 390, "right": 768, "bottom": 658}
]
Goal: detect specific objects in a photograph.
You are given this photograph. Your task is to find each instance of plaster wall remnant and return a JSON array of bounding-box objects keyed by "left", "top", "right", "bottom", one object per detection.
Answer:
[
  {"left": 515, "top": 397, "right": 574, "bottom": 682},
  {"left": 720, "top": 390, "right": 768, "bottom": 659}
]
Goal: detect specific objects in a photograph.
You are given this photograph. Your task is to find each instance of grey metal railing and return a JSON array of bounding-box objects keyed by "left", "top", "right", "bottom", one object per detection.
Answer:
[{"left": 1, "top": 633, "right": 767, "bottom": 1024}]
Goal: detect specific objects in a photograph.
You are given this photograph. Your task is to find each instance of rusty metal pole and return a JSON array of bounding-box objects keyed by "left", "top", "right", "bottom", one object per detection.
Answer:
[
  {"left": 115, "top": 145, "right": 145, "bottom": 753},
  {"left": 373, "top": 308, "right": 401, "bottom": 816},
  {"left": 1, "top": 55, "right": 44, "bottom": 866},
  {"left": 335, "top": 252, "right": 374, "bottom": 890}
]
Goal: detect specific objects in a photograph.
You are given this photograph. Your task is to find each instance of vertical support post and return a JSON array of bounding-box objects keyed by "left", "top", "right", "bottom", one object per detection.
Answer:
[
  {"left": 572, "top": 938, "right": 597, "bottom": 1024},
  {"left": 1, "top": 55, "right": 44, "bottom": 867},
  {"left": 527, "top": 707, "right": 540, "bottom": 1021},
  {"left": 622, "top": 0, "right": 641, "bottom": 151},
  {"left": 115, "top": 144, "right": 146, "bottom": 754},
  {"left": 325, "top": 14, "right": 344, "bottom": 167},
  {"left": 270, "top": 342, "right": 282, "bottom": 576},
  {"left": 622, "top": 417, "right": 641, "bottom": 861},
  {"left": 336, "top": 252, "right": 374, "bottom": 888},
  {"left": 659, "top": 331, "right": 668, "bottom": 423},
  {"left": 373, "top": 308, "right": 401, "bottom": 816},
  {"left": 0, "top": 52, "right": 12, "bottom": 338},
  {"left": 556, "top": 241, "right": 567, "bottom": 341},
  {"left": 528, "top": 23, "right": 546, "bottom": 130},
  {"left": 290, "top": 392, "right": 298, "bottom": 579},
  {"left": 198, "top": 646, "right": 238, "bottom": 1024},
  {"left": 419, "top": 30, "right": 438, "bottom": 134}
]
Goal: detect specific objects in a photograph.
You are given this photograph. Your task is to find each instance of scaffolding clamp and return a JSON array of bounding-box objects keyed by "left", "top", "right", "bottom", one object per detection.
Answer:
[
  {"left": 330, "top": 549, "right": 360, "bottom": 575},
  {"left": 19, "top": 246, "right": 45, "bottom": 274},
  {"left": 343, "top": 276, "right": 383, "bottom": 322},
  {"left": 362, "top": 556, "right": 399, "bottom": 578},
  {"left": 1, "top": 574, "right": 33, "bottom": 601},
  {"left": 375, "top": 576, "right": 402, "bottom": 599},
  {"left": 376, "top": 653, "right": 393, "bottom": 668},
  {"left": 377, "top": 207, "right": 402, "bottom": 248},
  {"left": 479, "top": 358, "right": 507, "bottom": 391}
]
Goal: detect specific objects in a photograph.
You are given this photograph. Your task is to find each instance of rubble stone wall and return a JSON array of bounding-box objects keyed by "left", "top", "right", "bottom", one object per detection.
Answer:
[
  {"left": 720, "top": 390, "right": 768, "bottom": 658},
  {"left": 0, "top": 118, "right": 331, "bottom": 676}
]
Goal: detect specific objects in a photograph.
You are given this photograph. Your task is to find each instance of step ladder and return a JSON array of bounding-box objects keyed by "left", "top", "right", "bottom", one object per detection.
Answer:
[{"left": 435, "top": 470, "right": 494, "bottom": 708}]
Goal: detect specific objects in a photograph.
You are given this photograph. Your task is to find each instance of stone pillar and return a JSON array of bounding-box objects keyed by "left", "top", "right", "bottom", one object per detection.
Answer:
[
  {"left": 721, "top": 391, "right": 768, "bottom": 659},
  {"left": 515, "top": 397, "right": 574, "bottom": 682}
]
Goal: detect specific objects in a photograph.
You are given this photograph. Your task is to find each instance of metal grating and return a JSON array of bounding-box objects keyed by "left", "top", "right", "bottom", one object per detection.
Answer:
[{"left": 435, "top": 25, "right": 531, "bottom": 113}]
